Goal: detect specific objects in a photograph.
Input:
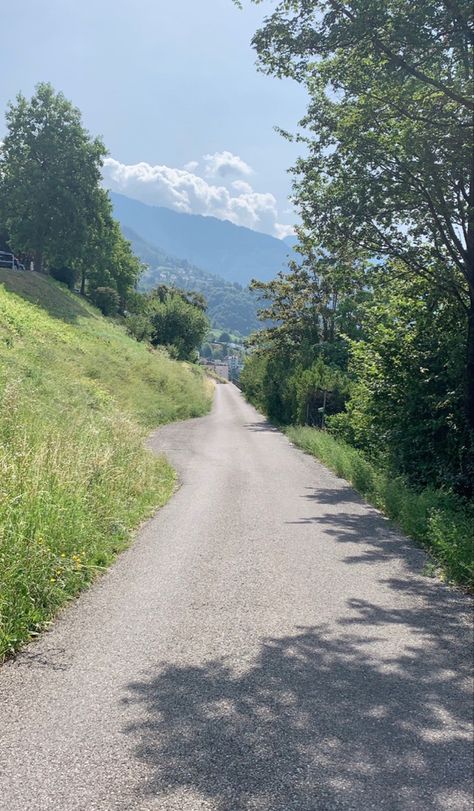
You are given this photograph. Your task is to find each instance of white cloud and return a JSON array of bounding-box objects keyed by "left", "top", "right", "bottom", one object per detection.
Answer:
[
  {"left": 203, "top": 150, "right": 253, "bottom": 178},
  {"left": 184, "top": 160, "right": 199, "bottom": 172},
  {"left": 103, "top": 156, "right": 294, "bottom": 239},
  {"left": 274, "top": 223, "right": 296, "bottom": 240},
  {"left": 231, "top": 180, "right": 253, "bottom": 194}
]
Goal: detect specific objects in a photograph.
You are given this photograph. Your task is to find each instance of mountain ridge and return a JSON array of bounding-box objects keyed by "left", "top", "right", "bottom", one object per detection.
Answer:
[
  {"left": 122, "top": 226, "right": 263, "bottom": 335},
  {"left": 110, "top": 192, "right": 292, "bottom": 286}
]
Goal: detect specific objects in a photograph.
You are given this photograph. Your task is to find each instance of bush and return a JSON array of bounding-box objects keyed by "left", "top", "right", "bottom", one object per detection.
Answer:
[
  {"left": 90, "top": 286, "right": 119, "bottom": 316},
  {"left": 126, "top": 313, "right": 152, "bottom": 342},
  {"left": 149, "top": 291, "right": 209, "bottom": 360},
  {"left": 49, "top": 266, "right": 78, "bottom": 290}
]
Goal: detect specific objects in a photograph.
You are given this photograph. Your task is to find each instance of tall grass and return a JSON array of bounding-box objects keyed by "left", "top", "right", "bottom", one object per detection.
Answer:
[
  {"left": 0, "top": 274, "right": 212, "bottom": 658},
  {"left": 287, "top": 426, "right": 474, "bottom": 589}
]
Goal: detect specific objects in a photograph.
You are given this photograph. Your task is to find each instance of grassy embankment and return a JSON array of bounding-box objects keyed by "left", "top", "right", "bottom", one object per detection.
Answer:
[
  {"left": 287, "top": 426, "right": 474, "bottom": 589},
  {"left": 0, "top": 270, "right": 213, "bottom": 659}
]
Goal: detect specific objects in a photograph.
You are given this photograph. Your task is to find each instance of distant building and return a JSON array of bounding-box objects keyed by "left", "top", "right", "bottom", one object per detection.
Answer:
[{"left": 228, "top": 355, "right": 242, "bottom": 382}]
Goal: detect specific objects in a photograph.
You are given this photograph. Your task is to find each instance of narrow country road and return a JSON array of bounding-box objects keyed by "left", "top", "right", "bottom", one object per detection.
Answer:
[{"left": 0, "top": 384, "right": 472, "bottom": 811}]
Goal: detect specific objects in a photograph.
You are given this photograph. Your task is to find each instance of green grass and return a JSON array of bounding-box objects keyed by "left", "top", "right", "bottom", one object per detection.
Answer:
[
  {"left": 287, "top": 426, "right": 474, "bottom": 589},
  {"left": 204, "top": 366, "right": 228, "bottom": 384},
  {"left": 0, "top": 271, "right": 213, "bottom": 659}
]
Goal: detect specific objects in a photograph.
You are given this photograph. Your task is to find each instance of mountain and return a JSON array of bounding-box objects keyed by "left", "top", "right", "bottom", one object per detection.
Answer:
[
  {"left": 122, "top": 227, "right": 263, "bottom": 336},
  {"left": 111, "top": 192, "right": 291, "bottom": 286},
  {"left": 283, "top": 235, "right": 299, "bottom": 249}
]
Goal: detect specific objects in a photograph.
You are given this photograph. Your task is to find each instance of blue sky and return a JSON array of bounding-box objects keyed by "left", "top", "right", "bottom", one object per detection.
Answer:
[{"left": 1, "top": 0, "right": 308, "bottom": 237}]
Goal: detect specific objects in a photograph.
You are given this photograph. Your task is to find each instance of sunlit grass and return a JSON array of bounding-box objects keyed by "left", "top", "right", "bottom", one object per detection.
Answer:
[{"left": 0, "top": 273, "right": 212, "bottom": 658}]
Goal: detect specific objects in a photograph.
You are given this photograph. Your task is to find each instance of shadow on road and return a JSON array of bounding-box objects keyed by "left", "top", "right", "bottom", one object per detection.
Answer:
[
  {"left": 289, "top": 485, "right": 431, "bottom": 572},
  {"left": 302, "top": 484, "right": 365, "bottom": 506},
  {"left": 243, "top": 421, "right": 279, "bottom": 433},
  {"left": 123, "top": 612, "right": 472, "bottom": 810}
]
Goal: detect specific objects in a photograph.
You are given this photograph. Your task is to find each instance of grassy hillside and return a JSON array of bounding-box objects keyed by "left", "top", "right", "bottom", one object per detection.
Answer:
[{"left": 0, "top": 271, "right": 212, "bottom": 659}]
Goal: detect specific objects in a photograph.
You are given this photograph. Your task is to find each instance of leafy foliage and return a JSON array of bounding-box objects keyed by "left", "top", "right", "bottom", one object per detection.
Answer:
[
  {"left": 0, "top": 83, "right": 106, "bottom": 273},
  {"left": 49, "top": 265, "right": 78, "bottom": 290},
  {"left": 90, "top": 286, "right": 120, "bottom": 316},
  {"left": 241, "top": 253, "right": 364, "bottom": 424},
  {"left": 330, "top": 269, "right": 470, "bottom": 490},
  {"left": 249, "top": 0, "right": 473, "bottom": 461},
  {"left": 0, "top": 83, "right": 142, "bottom": 311},
  {"left": 146, "top": 285, "right": 210, "bottom": 360}
]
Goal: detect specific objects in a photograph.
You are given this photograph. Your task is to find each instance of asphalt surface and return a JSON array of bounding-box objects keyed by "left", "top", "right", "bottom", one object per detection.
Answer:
[{"left": 0, "top": 383, "right": 472, "bottom": 811}]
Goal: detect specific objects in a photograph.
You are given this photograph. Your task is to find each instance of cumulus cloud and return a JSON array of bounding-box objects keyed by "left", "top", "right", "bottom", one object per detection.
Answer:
[
  {"left": 274, "top": 223, "right": 296, "bottom": 240},
  {"left": 203, "top": 150, "right": 253, "bottom": 178},
  {"left": 103, "top": 156, "right": 295, "bottom": 238},
  {"left": 231, "top": 180, "right": 254, "bottom": 194}
]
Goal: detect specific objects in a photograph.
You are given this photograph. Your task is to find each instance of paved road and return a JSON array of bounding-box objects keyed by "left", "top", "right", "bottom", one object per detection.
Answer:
[{"left": 0, "top": 384, "right": 472, "bottom": 811}]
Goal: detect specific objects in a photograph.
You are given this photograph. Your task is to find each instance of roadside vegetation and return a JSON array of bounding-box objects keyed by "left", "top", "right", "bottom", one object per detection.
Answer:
[
  {"left": 0, "top": 272, "right": 212, "bottom": 659},
  {"left": 241, "top": 0, "right": 473, "bottom": 587}
]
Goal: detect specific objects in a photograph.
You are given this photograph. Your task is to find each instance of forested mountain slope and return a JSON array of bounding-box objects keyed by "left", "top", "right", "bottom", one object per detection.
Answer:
[
  {"left": 123, "top": 227, "right": 262, "bottom": 335},
  {"left": 111, "top": 192, "right": 291, "bottom": 286}
]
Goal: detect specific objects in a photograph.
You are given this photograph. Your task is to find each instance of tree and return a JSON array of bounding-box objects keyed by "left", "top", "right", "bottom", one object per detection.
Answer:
[
  {"left": 86, "top": 208, "right": 142, "bottom": 308},
  {"left": 247, "top": 0, "right": 473, "bottom": 475},
  {"left": 148, "top": 287, "right": 210, "bottom": 360},
  {"left": 240, "top": 252, "right": 361, "bottom": 423},
  {"left": 0, "top": 83, "right": 107, "bottom": 274},
  {"left": 90, "top": 287, "right": 120, "bottom": 317},
  {"left": 200, "top": 342, "right": 214, "bottom": 359}
]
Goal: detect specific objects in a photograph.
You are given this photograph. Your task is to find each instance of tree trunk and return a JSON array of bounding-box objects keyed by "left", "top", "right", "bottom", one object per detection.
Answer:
[
  {"left": 466, "top": 291, "right": 474, "bottom": 434},
  {"left": 80, "top": 267, "right": 86, "bottom": 296},
  {"left": 33, "top": 250, "right": 43, "bottom": 274},
  {"left": 463, "top": 167, "right": 474, "bottom": 494}
]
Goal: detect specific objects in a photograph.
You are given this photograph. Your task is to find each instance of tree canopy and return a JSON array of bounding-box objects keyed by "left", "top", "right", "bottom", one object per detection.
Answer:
[
  {"left": 248, "top": 0, "right": 473, "bottom": 431},
  {"left": 0, "top": 83, "right": 106, "bottom": 272},
  {"left": 147, "top": 286, "right": 210, "bottom": 360},
  {"left": 0, "top": 83, "right": 141, "bottom": 308},
  {"left": 240, "top": 0, "right": 473, "bottom": 493}
]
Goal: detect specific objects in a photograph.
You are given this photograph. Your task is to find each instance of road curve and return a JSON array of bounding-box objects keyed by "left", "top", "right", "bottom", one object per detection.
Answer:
[{"left": 0, "top": 383, "right": 472, "bottom": 811}]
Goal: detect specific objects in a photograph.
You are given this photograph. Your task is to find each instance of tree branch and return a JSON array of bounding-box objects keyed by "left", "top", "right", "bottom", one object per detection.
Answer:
[{"left": 330, "top": 1, "right": 474, "bottom": 111}]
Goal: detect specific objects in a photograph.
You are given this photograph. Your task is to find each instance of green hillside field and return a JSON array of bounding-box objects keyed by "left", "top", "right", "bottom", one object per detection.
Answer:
[{"left": 0, "top": 270, "right": 213, "bottom": 659}]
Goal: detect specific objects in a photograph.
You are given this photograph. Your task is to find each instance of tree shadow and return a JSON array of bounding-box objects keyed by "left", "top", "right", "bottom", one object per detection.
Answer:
[
  {"left": 244, "top": 421, "right": 280, "bottom": 433},
  {"left": 123, "top": 617, "right": 473, "bottom": 810},
  {"left": 288, "top": 482, "right": 432, "bottom": 571},
  {"left": 0, "top": 269, "right": 93, "bottom": 324},
  {"left": 301, "top": 485, "right": 364, "bottom": 506}
]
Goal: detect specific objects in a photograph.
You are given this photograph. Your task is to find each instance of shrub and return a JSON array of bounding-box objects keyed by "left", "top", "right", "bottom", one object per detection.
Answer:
[
  {"left": 90, "top": 286, "right": 119, "bottom": 316},
  {"left": 126, "top": 313, "right": 152, "bottom": 342},
  {"left": 49, "top": 266, "right": 78, "bottom": 290}
]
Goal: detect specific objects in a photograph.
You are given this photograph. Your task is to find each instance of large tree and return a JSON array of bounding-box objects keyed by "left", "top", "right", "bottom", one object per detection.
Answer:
[
  {"left": 0, "top": 82, "right": 106, "bottom": 273},
  {"left": 85, "top": 196, "right": 142, "bottom": 305},
  {"left": 245, "top": 0, "right": 474, "bottom": 437}
]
